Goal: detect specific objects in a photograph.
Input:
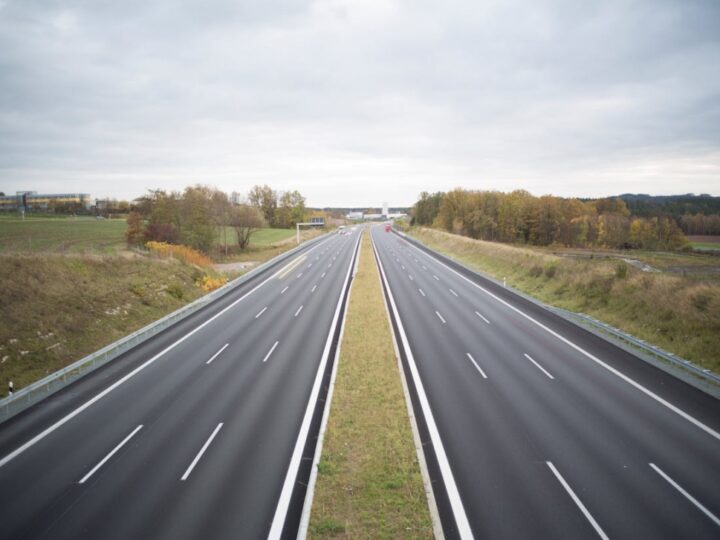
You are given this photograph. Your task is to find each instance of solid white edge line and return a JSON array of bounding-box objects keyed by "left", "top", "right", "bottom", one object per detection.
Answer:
[
  {"left": 370, "top": 231, "right": 444, "bottom": 539},
  {"left": 372, "top": 231, "right": 473, "bottom": 538},
  {"left": 0, "top": 235, "right": 336, "bottom": 470},
  {"left": 475, "top": 311, "right": 490, "bottom": 324},
  {"left": 294, "top": 305, "right": 304, "bottom": 317},
  {"left": 524, "top": 353, "right": 555, "bottom": 380},
  {"left": 206, "top": 343, "right": 229, "bottom": 365},
  {"left": 435, "top": 311, "right": 446, "bottom": 324},
  {"left": 79, "top": 424, "right": 143, "bottom": 484},
  {"left": 649, "top": 463, "right": 720, "bottom": 526},
  {"left": 268, "top": 231, "right": 362, "bottom": 540},
  {"left": 262, "top": 341, "right": 280, "bottom": 363},
  {"left": 546, "top": 461, "right": 609, "bottom": 540},
  {"left": 297, "top": 232, "right": 363, "bottom": 539},
  {"left": 181, "top": 423, "right": 224, "bottom": 481},
  {"left": 466, "top": 353, "right": 487, "bottom": 379},
  {"left": 402, "top": 236, "right": 720, "bottom": 442},
  {"left": 0, "top": 238, "right": 338, "bottom": 467},
  {"left": 255, "top": 306, "right": 268, "bottom": 319}
]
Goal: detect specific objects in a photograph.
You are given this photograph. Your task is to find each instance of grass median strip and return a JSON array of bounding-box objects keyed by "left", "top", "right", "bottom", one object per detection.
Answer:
[{"left": 309, "top": 231, "right": 433, "bottom": 538}]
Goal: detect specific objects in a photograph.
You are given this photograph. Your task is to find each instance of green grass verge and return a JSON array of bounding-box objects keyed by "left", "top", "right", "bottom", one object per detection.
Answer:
[
  {"left": 0, "top": 215, "right": 127, "bottom": 254},
  {"left": 690, "top": 242, "right": 720, "bottom": 251},
  {"left": 309, "top": 231, "right": 433, "bottom": 539},
  {"left": 408, "top": 227, "right": 720, "bottom": 375}
]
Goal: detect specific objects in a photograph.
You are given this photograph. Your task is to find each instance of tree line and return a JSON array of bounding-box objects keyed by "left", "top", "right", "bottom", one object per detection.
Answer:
[
  {"left": 126, "top": 184, "right": 307, "bottom": 253},
  {"left": 412, "top": 189, "right": 687, "bottom": 250}
]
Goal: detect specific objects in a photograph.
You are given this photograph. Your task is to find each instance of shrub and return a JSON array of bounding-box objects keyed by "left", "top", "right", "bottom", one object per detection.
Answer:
[
  {"left": 196, "top": 274, "right": 228, "bottom": 292},
  {"left": 615, "top": 262, "right": 628, "bottom": 278},
  {"left": 166, "top": 283, "right": 184, "bottom": 300},
  {"left": 145, "top": 241, "right": 212, "bottom": 267},
  {"left": 544, "top": 263, "right": 557, "bottom": 279},
  {"left": 144, "top": 223, "right": 179, "bottom": 244},
  {"left": 529, "top": 265, "right": 543, "bottom": 277}
]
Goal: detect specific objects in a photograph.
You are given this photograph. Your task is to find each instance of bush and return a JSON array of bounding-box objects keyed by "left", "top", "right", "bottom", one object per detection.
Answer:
[
  {"left": 615, "top": 262, "right": 628, "bottom": 278},
  {"left": 529, "top": 265, "right": 543, "bottom": 277},
  {"left": 166, "top": 283, "right": 184, "bottom": 300},
  {"left": 145, "top": 241, "right": 212, "bottom": 267},
  {"left": 196, "top": 274, "right": 228, "bottom": 292},
  {"left": 144, "top": 223, "right": 179, "bottom": 244},
  {"left": 544, "top": 263, "right": 557, "bottom": 279}
]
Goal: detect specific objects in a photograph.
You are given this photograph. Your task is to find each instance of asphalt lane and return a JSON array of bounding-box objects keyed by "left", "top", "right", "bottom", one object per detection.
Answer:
[
  {"left": 0, "top": 228, "right": 361, "bottom": 540},
  {"left": 371, "top": 226, "right": 720, "bottom": 539}
]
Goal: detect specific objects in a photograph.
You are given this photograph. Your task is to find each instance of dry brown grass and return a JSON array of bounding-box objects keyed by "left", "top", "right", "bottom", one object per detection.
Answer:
[
  {"left": 410, "top": 227, "right": 720, "bottom": 374},
  {"left": 309, "top": 231, "right": 433, "bottom": 539},
  {"left": 0, "top": 254, "right": 206, "bottom": 390}
]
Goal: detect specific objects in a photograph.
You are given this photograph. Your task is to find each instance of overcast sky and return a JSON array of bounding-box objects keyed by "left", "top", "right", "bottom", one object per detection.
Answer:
[{"left": 1, "top": 0, "right": 718, "bottom": 207}]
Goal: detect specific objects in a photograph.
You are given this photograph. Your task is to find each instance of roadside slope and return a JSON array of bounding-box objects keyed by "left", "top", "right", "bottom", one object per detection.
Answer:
[
  {"left": 309, "top": 231, "right": 433, "bottom": 538},
  {"left": 407, "top": 227, "right": 720, "bottom": 374}
]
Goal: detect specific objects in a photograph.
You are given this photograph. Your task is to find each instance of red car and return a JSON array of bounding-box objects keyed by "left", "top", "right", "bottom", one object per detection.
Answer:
[{"left": 384, "top": 224, "right": 392, "bottom": 232}]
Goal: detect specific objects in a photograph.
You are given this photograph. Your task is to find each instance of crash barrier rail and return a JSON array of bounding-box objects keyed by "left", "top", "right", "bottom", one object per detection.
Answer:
[
  {"left": 392, "top": 229, "right": 720, "bottom": 389},
  {"left": 0, "top": 233, "right": 331, "bottom": 423}
]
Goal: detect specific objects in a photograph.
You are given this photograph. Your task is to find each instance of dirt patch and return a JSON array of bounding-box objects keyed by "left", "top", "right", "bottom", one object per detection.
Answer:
[{"left": 213, "top": 261, "right": 258, "bottom": 273}]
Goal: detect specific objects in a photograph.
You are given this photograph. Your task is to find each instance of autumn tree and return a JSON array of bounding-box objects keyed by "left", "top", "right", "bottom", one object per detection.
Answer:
[
  {"left": 248, "top": 185, "right": 278, "bottom": 226},
  {"left": 231, "top": 204, "right": 266, "bottom": 250}
]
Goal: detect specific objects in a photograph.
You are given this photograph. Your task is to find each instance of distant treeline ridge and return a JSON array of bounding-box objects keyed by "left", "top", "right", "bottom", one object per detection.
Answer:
[{"left": 411, "top": 189, "right": 705, "bottom": 250}]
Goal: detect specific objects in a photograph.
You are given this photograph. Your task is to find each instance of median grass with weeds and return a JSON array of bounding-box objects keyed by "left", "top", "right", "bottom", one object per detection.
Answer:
[
  {"left": 309, "top": 231, "right": 433, "bottom": 539},
  {"left": 409, "top": 227, "right": 720, "bottom": 374}
]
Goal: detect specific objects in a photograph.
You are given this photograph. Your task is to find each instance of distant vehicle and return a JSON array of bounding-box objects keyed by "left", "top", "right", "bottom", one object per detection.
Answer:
[{"left": 385, "top": 224, "right": 391, "bottom": 232}]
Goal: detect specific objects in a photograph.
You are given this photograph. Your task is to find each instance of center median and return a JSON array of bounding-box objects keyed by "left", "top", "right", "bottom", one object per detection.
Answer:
[{"left": 307, "top": 229, "right": 434, "bottom": 538}]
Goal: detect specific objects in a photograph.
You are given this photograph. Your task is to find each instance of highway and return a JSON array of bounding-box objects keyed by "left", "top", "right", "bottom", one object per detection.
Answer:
[
  {"left": 370, "top": 226, "right": 720, "bottom": 539},
  {"left": 0, "top": 228, "right": 361, "bottom": 540}
]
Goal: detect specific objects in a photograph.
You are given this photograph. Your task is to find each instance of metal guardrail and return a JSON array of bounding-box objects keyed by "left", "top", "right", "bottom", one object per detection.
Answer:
[
  {"left": 0, "top": 232, "right": 331, "bottom": 423},
  {"left": 550, "top": 308, "right": 720, "bottom": 386},
  {"left": 394, "top": 228, "right": 720, "bottom": 390}
]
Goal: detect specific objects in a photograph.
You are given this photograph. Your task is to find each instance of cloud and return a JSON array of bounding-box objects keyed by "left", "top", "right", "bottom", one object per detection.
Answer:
[{"left": 0, "top": 0, "right": 718, "bottom": 206}]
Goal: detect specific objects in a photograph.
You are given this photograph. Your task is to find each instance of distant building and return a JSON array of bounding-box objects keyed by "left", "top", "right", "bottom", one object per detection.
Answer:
[
  {"left": 309, "top": 216, "right": 325, "bottom": 226},
  {"left": 0, "top": 191, "right": 92, "bottom": 213}
]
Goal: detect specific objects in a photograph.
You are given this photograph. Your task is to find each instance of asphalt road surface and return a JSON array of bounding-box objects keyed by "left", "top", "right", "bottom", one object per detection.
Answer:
[
  {"left": 0, "top": 228, "right": 361, "bottom": 540},
  {"left": 371, "top": 226, "right": 720, "bottom": 539}
]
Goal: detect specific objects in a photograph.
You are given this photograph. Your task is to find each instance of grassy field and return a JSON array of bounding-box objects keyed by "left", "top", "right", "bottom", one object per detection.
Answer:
[
  {"left": 0, "top": 215, "right": 127, "bottom": 254},
  {"left": 216, "top": 226, "right": 296, "bottom": 248},
  {"left": 309, "top": 232, "right": 433, "bottom": 538},
  {"left": 408, "top": 227, "right": 720, "bottom": 374},
  {"left": 0, "top": 215, "right": 321, "bottom": 260},
  {"left": 688, "top": 235, "right": 720, "bottom": 251}
]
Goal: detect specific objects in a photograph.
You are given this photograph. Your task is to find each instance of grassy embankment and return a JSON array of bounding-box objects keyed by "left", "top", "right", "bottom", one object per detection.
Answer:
[
  {"left": 407, "top": 227, "right": 720, "bottom": 375},
  {"left": 309, "top": 232, "right": 433, "bottom": 538},
  {"left": 0, "top": 215, "right": 325, "bottom": 391}
]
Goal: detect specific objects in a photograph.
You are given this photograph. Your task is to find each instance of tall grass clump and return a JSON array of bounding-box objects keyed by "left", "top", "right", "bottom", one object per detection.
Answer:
[{"left": 145, "top": 241, "right": 213, "bottom": 267}]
